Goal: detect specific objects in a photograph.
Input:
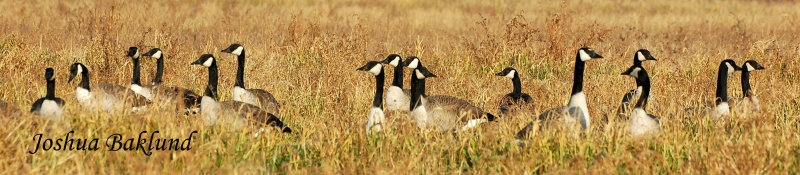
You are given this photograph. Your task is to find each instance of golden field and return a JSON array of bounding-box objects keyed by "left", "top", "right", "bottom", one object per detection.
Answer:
[{"left": 1, "top": 0, "right": 800, "bottom": 173}]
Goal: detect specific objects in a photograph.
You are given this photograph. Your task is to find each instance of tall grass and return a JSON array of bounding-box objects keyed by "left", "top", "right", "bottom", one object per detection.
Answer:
[{"left": 1, "top": 0, "right": 799, "bottom": 173}]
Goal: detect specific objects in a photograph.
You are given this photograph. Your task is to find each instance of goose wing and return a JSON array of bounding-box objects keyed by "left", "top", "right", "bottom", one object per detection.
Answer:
[
  {"left": 151, "top": 85, "right": 201, "bottom": 108},
  {"left": 95, "top": 83, "right": 151, "bottom": 107},
  {"left": 246, "top": 88, "right": 281, "bottom": 116},
  {"left": 617, "top": 89, "right": 638, "bottom": 116},
  {"left": 426, "top": 95, "right": 491, "bottom": 122},
  {"left": 220, "top": 101, "right": 291, "bottom": 133}
]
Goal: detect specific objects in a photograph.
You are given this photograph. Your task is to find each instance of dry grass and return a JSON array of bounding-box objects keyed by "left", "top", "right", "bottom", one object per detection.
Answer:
[{"left": 1, "top": 0, "right": 800, "bottom": 173}]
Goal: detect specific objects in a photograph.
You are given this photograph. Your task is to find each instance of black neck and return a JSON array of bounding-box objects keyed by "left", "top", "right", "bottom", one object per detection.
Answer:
[
  {"left": 741, "top": 71, "right": 752, "bottom": 98},
  {"left": 46, "top": 78, "right": 56, "bottom": 99},
  {"left": 571, "top": 55, "right": 586, "bottom": 95},
  {"left": 79, "top": 69, "right": 91, "bottom": 90},
  {"left": 204, "top": 63, "right": 219, "bottom": 100},
  {"left": 131, "top": 58, "right": 142, "bottom": 85},
  {"left": 391, "top": 65, "right": 404, "bottom": 88},
  {"left": 511, "top": 74, "right": 522, "bottom": 96},
  {"left": 715, "top": 65, "right": 729, "bottom": 105},
  {"left": 373, "top": 71, "right": 385, "bottom": 108},
  {"left": 235, "top": 51, "right": 246, "bottom": 88},
  {"left": 152, "top": 57, "right": 164, "bottom": 86},
  {"left": 634, "top": 73, "right": 651, "bottom": 110},
  {"left": 409, "top": 69, "right": 426, "bottom": 109}
]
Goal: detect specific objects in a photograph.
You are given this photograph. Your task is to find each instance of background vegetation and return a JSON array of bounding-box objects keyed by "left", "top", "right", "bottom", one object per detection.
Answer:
[{"left": 1, "top": 0, "right": 799, "bottom": 173}]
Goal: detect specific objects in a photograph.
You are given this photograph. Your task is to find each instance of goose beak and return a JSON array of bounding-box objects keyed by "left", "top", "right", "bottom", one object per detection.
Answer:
[
  {"left": 356, "top": 65, "right": 369, "bottom": 71},
  {"left": 191, "top": 59, "right": 203, "bottom": 65},
  {"left": 495, "top": 71, "right": 505, "bottom": 76},
  {"left": 733, "top": 64, "right": 743, "bottom": 71},
  {"left": 68, "top": 73, "right": 76, "bottom": 83}
]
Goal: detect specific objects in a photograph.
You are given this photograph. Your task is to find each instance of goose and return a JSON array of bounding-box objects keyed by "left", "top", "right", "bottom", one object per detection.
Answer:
[
  {"left": 515, "top": 48, "right": 603, "bottom": 139},
  {"left": 141, "top": 48, "right": 202, "bottom": 110},
  {"left": 357, "top": 61, "right": 386, "bottom": 133},
  {"left": 617, "top": 49, "right": 658, "bottom": 117},
  {"left": 220, "top": 44, "right": 281, "bottom": 117},
  {"left": 127, "top": 47, "right": 154, "bottom": 100},
  {"left": 379, "top": 54, "right": 411, "bottom": 113},
  {"left": 732, "top": 60, "right": 765, "bottom": 114},
  {"left": 404, "top": 57, "right": 496, "bottom": 132},
  {"left": 0, "top": 99, "right": 21, "bottom": 118},
  {"left": 621, "top": 65, "right": 659, "bottom": 136},
  {"left": 684, "top": 59, "right": 742, "bottom": 118},
  {"left": 191, "top": 54, "right": 291, "bottom": 133},
  {"left": 495, "top": 67, "right": 534, "bottom": 117},
  {"left": 68, "top": 63, "right": 150, "bottom": 112},
  {"left": 30, "top": 68, "right": 65, "bottom": 119}
]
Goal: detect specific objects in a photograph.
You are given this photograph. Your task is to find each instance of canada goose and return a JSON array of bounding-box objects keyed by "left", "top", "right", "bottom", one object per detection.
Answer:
[
  {"left": 141, "top": 48, "right": 202, "bottom": 110},
  {"left": 127, "top": 47, "right": 154, "bottom": 100},
  {"left": 357, "top": 61, "right": 386, "bottom": 133},
  {"left": 68, "top": 63, "right": 150, "bottom": 112},
  {"left": 220, "top": 44, "right": 280, "bottom": 117},
  {"left": 30, "top": 68, "right": 65, "bottom": 119},
  {"left": 379, "top": 54, "right": 411, "bottom": 113},
  {"left": 684, "top": 59, "right": 743, "bottom": 118},
  {"left": 404, "top": 57, "right": 496, "bottom": 132},
  {"left": 617, "top": 49, "right": 658, "bottom": 117},
  {"left": 515, "top": 48, "right": 603, "bottom": 139},
  {"left": 495, "top": 67, "right": 534, "bottom": 117},
  {"left": 0, "top": 99, "right": 21, "bottom": 118},
  {"left": 191, "top": 54, "right": 291, "bottom": 133},
  {"left": 733, "top": 60, "right": 765, "bottom": 114},
  {"left": 621, "top": 65, "right": 659, "bottom": 136}
]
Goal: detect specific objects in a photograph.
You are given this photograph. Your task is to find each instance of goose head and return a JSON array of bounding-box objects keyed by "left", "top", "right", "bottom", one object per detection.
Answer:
[
  {"left": 720, "top": 59, "right": 743, "bottom": 75},
  {"left": 635, "top": 49, "right": 657, "bottom": 63},
  {"left": 742, "top": 60, "right": 765, "bottom": 72},
  {"left": 403, "top": 56, "right": 422, "bottom": 69},
  {"left": 191, "top": 54, "right": 217, "bottom": 67},
  {"left": 357, "top": 61, "right": 384, "bottom": 76},
  {"left": 412, "top": 66, "right": 437, "bottom": 80},
  {"left": 380, "top": 54, "right": 403, "bottom": 67},
  {"left": 45, "top": 67, "right": 55, "bottom": 81},
  {"left": 67, "top": 63, "right": 87, "bottom": 83},
  {"left": 221, "top": 43, "right": 244, "bottom": 56},
  {"left": 142, "top": 48, "right": 163, "bottom": 59},
  {"left": 126, "top": 47, "right": 140, "bottom": 59},
  {"left": 578, "top": 47, "right": 603, "bottom": 61},
  {"left": 496, "top": 67, "right": 518, "bottom": 79}
]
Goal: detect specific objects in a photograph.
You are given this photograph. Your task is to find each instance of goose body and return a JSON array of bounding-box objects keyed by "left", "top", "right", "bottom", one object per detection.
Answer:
[
  {"left": 380, "top": 54, "right": 411, "bottom": 112},
  {"left": 192, "top": 54, "right": 291, "bottom": 133},
  {"left": 357, "top": 61, "right": 387, "bottom": 132},
  {"left": 622, "top": 65, "right": 660, "bottom": 136},
  {"left": 68, "top": 63, "right": 150, "bottom": 112},
  {"left": 404, "top": 57, "right": 496, "bottom": 132},
  {"left": 515, "top": 48, "right": 603, "bottom": 139},
  {"left": 142, "top": 48, "right": 202, "bottom": 110},
  {"left": 496, "top": 67, "right": 534, "bottom": 117},
  {"left": 617, "top": 49, "right": 657, "bottom": 117},
  {"left": 30, "top": 68, "right": 65, "bottom": 119},
  {"left": 221, "top": 44, "right": 281, "bottom": 117}
]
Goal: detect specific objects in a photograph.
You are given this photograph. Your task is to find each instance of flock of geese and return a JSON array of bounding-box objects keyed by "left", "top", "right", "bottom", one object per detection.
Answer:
[
  {"left": 357, "top": 47, "right": 765, "bottom": 142},
  {"left": 0, "top": 44, "right": 291, "bottom": 133},
  {"left": 0, "top": 45, "right": 765, "bottom": 141}
]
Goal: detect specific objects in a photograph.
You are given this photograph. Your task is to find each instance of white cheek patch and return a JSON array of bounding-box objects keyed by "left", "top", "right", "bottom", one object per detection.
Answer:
[
  {"left": 134, "top": 50, "right": 140, "bottom": 58},
  {"left": 637, "top": 52, "right": 646, "bottom": 61},
  {"left": 407, "top": 59, "right": 419, "bottom": 69},
  {"left": 726, "top": 63, "right": 734, "bottom": 74},
  {"left": 504, "top": 70, "right": 516, "bottom": 79},
  {"left": 389, "top": 57, "right": 400, "bottom": 67},
  {"left": 368, "top": 64, "right": 383, "bottom": 75},
  {"left": 579, "top": 50, "right": 591, "bottom": 61},
  {"left": 231, "top": 46, "right": 244, "bottom": 55},
  {"left": 415, "top": 69, "right": 426, "bottom": 79},
  {"left": 152, "top": 51, "right": 163, "bottom": 59},
  {"left": 202, "top": 58, "right": 214, "bottom": 67},
  {"left": 76, "top": 65, "right": 83, "bottom": 75},
  {"left": 745, "top": 63, "right": 755, "bottom": 72}
]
